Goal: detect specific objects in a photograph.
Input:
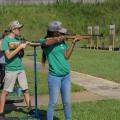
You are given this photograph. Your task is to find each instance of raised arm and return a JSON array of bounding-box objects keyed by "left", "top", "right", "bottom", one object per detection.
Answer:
[
  {"left": 29, "top": 35, "right": 91, "bottom": 47},
  {"left": 4, "top": 43, "right": 27, "bottom": 60},
  {"left": 64, "top": 35, "right": 89, "bottom": 59}
]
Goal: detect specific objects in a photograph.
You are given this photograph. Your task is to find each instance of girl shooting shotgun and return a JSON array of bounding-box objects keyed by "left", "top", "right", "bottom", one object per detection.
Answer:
[{"left": 35, "top": 21, "right": 91, "bottom": 120}]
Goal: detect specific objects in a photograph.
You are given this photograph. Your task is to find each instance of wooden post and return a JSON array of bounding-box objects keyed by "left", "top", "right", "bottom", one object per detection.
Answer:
[
  {"left": 109, "top": 24, "right": 115, "bottom": 51},
  {"left": 94, "top": 25, "right": 99, "bottom": 49},
  {"left": 87, "top": 26, "right": 93, "bottom": 48}
]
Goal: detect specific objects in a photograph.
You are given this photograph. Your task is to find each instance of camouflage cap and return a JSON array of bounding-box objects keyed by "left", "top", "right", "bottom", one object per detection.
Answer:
[{"left": 8, "top": 20, "right": 24, "bottom": 30}]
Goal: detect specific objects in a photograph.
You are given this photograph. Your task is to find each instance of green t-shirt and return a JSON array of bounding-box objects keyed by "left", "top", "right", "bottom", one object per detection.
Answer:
[
  {"left": 2, "top": 36, "right": 24, "bottom": 71},
  {"left": 39, "top": 38, "right": 70, "bottom": 76}
]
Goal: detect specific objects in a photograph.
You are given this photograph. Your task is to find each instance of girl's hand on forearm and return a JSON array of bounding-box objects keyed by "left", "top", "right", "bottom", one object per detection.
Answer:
[
  {"left": 72, "top": 35, "right": 91, "bottom": 43},
  {"left": 72, "top": 35, "right": 82, "bottom": 43}
]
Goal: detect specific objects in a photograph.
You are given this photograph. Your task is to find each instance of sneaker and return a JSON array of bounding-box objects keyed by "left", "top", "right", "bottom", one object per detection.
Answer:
[{"left": 0, "top": 113, "right": 6, "bottom": 120}]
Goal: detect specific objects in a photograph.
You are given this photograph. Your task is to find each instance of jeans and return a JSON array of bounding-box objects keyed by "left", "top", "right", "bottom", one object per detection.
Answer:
[{"left": 47, "top": 74, "right": 71, "bottom": 120}]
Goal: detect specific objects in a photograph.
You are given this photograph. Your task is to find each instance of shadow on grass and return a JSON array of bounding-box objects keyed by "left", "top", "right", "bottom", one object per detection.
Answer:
[{"left": 5, "top": 103, "right": 59, "bottom": 120}]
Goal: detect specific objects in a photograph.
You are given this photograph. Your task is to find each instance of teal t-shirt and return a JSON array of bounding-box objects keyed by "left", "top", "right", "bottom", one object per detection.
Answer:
[
  {"left": 39, "top": 38, "right": 70, "bottom": 76},
  {"left": 2, "top": 36, "right": 24, "bottom": 71}
]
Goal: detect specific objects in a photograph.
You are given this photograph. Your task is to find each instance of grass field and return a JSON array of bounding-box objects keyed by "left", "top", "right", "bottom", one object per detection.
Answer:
[
  {"left": 25, "top": 67, "right": 85, "bottom": 95},
  {"left": 24, "top": 46, "right": 120, "bottom": 83},
  {"left": 0, "top": 0, "right": 120, "bottom": 43},
  {"left": 2, "top": 1, "right": 118, "bottom": 83},
  {"left": 5, "top": 99, "right": 120, "bottom": 120},
  {"left": 69, "top": 48, "right": 120, "bottom": 83}
]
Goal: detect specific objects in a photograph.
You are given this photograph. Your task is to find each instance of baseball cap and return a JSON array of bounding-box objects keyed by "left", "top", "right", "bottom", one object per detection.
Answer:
[
  {"left": 8, "top": 20, "right": 24, "bottom": 30},
  {"left": 48, "top": 21, "right": 67, "bottom": 33}
]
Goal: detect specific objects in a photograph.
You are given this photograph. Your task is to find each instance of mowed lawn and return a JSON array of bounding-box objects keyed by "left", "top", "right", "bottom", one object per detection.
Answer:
[
  {"left": 69, "top": 48, "right": 120, "bottom": 83},
  {"left": 5, "top": 99, "right": 120, "bottom": 120},
  {"left": 25, "top": 46, "right": 120, "bottom": 83},
  {"left": 25, "top": 67, "right": 85, "bottom": 95}
]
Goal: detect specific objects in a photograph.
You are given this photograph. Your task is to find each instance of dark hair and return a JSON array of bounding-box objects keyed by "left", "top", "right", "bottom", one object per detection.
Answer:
[
  {"left": 45, "top": 30, "right": 55, "bottom": 38},
  {"left": 42, "top": 30, "right": 55, "bottom": 65},
  {"left": 0, "top": 30, "right": 10, "bottom": 39}
]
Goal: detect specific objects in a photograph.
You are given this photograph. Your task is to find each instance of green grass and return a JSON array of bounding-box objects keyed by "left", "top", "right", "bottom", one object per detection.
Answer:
[
  {"left": 25, "top": 67, "right": 85, "bottom": 95},
  {"left": 69, "top": 48, "right": 120, "bottom": 83},
  {"left": 4, "top": 67, "right": 84, "bottom": 97},
  {"left": 5, "top": 99, "right": 120, "bottom": 120},
  {"left": 0, "top": 1, "right": 120, "bottom": 45},
  {"left": 25, "top": 68, "right": 48, "bottom": 95},
  {"left": 0, "top": 2, "right": 119, "bottom": 83},
  {"left": 24, "top": 46, "right": 120, "bottom": 83}
]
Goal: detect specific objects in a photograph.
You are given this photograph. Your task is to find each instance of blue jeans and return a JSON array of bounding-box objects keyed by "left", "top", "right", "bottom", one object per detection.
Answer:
[{"left": 47, "top": 74, "right": 71, "bottom": 120}]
